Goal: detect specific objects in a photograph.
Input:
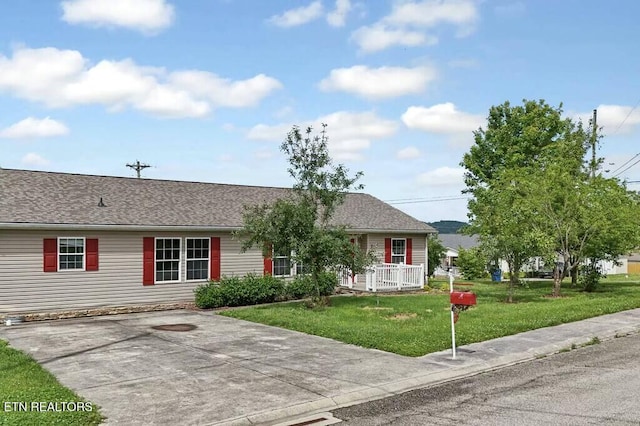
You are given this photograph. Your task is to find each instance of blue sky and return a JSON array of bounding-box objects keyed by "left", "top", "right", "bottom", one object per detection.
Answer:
[{"left": 1, "top": 0, "right": 639, "bottom": 222}]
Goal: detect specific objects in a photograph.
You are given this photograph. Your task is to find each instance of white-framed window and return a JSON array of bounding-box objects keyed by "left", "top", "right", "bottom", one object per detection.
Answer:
[
  {"left": 186, "top": 238, "right": 210, "bottom": 281},
  {"left": 272, "top": 249, "right": 305, "bottom": 277},
  {"left": 273, "top": 253, "right": 292, "bottom": 277},
  {"left": 391, "top": 238, "right": 406, "bottom": 264},
  {"left": 58, "top": 237, "right": 85, "bottom": 270},
  {"left": 155, "top": 238, "right": 181, "bottom": 283}
]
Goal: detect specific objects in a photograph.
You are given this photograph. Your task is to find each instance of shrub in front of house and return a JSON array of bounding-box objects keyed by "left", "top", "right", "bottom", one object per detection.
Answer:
[
  {"left": 195, "top": 271, "right": 339, "bottom": 308},
  {"left": 285, "top": 271, "right": 338, "bottom": 299},
  {"left": 194, "top": 274, "right": 286, "bottom": 309}
]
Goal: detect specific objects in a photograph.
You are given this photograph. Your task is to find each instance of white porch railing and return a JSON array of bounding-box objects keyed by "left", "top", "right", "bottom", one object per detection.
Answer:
[
  {"left": 338, "top": 263, "right": 425, "bottom": 292},
  {"left": 338, "top": 268, "right": 358, "bottom": 288}
]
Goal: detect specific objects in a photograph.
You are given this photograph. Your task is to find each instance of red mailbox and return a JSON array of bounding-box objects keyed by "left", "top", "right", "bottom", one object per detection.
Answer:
[{"left": 450, "top": 291, "right": 477, "bottom": 306}]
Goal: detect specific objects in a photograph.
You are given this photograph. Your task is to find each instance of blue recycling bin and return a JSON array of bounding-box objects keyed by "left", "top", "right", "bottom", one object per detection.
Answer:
[{"left": 491, "top": 269, "right": 502, "bottom": 282}]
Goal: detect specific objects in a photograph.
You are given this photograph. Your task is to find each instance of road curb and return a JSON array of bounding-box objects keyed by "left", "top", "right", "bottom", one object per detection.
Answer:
[{"left": 213, "top": 321, "right": 640, "bottom": 426}]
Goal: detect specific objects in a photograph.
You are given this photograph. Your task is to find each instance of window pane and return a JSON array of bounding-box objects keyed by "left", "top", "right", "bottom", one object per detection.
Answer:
[
  {"left": 392, "top": 239, "right": 405, "bottom": 255},
  {"left": 187, "top": 260, "right": 208, "bottom": 280},
  {"left": 186, "top": 239, "right": 209, "bottom": 280},
  {"left": 273, "top": 257, "right": 290, "bottom": 276},
  {"left": 155, "top": 238, "right": 181, "bottom": 282},
  {"left": 58, "top": 238, "right": 84, "bottom": 270}
]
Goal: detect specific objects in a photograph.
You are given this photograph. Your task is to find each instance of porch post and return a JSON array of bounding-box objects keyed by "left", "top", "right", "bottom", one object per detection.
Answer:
[
  {"left": 420, "top": 263, "right": 425, "bottom": 286},
  {"left": 397, "top": 263, "right": 403, "bottom": 290}
]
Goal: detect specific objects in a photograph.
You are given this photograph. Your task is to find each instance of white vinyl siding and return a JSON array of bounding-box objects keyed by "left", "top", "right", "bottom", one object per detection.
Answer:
[
  {"left": 0, "top": 230, "right": 264, "bottom": 314},
  {"left": 367, "top": 234, "right": 426, "bottom": 268}
]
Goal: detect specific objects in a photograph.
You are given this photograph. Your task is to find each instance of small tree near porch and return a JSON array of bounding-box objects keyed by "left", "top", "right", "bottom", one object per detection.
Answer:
[{"left": 235, "top": 125, "right": 376, "bottom": 302}]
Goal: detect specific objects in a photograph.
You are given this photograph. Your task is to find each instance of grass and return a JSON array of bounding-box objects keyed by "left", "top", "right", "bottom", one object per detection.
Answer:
[
  {"left": 0, "top": 340, "right": 102, "bottom": 425},
  {"left": 221, "top": 278, "right": 640, "bottom": 357}
]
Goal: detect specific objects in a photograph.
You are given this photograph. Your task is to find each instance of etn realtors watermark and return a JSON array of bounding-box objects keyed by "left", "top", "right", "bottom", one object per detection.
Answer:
[{"left": 3, "top": 401, "right": 93, "bottom": 412}]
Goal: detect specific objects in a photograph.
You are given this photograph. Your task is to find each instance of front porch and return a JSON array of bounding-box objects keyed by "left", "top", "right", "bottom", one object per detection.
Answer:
[{"left": 339, "top": 263, "right": 425, "bottom": 292}]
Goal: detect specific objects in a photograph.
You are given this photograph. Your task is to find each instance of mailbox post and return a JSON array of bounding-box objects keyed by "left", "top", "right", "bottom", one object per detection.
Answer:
[{"left": 448, "top": 272, "right": 477, "bottom": 359}]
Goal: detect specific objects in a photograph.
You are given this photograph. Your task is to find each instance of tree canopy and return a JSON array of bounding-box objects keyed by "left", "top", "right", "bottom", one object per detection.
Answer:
[
  {"left": 461, "top": 99, "right": 640, "bottom": 298},
  {"left": 235, "top": 125, "right": 376, "bottom": 299}
]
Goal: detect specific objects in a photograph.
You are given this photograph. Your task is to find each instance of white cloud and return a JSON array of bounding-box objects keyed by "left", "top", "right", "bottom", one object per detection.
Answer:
[
  {"left": 61, "top": 0, "right": 175, "bottom": 34},
  {"left": 385, "top": 0, "right": 478, "bottom": 29},
  {"left": 0, "top": 117, "right": 69, "bottom": 139},
  {"left": 0, "top": 47, "right": 281, "bottom": 118},
  {"left": 351, "top": 0, "right": 478, "bottom": 53},
  {"left": 397, "top": 146, "right": 421, "bottom": 159},
  {"left": 269, "top": 1, "right": 324, "bottom": 28},
  {"left": 351, "top": 24, "right": 432, "bottom": 53},
  {"left": 319, "top": 65, "right": 436, "bottom": 99},
  {"left": 327, "top": 0, "right": 352, "bottom": 27},
  {"left": 416, "top": 166, "right": 465, "bottom": 188},
  {"left": 169, "top": 71, "right": 282, "bottom": 108},
  {"left": 254, "top": 150, "right": 274, "bottom": 160},
  {"left": 402, "top": 103, "right": 483, "bottom": 134},
  {"left": 575, "top": 104, "right": 640, "bottom": 135},
  {"left": 21, "top": 153, "right": 50, "bottom": 166},
  {"left": 247, "top": 111, "right": 398, "bottom": 161}
]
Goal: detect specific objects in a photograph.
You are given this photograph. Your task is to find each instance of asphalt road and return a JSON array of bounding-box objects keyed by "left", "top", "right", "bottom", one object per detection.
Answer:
[{"left": 332, "top": 333, "right": 640, "bottom": 425}]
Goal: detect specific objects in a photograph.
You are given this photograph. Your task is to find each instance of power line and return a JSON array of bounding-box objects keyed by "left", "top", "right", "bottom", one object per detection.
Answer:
[
  {"left": 611, "top": 98, "right": 640, "bottom": 135},
  {"left": 386, "top": 196, "right": 469, "bottom": 205},
  {"left": 613, "top": 156, "right": 640, "bottom": 178},
  {"left": 608, "top": 152, "right": 640, "bottom": 176},
  {"left": 385, "top": 194, "right": 466, "bottom": 202}
]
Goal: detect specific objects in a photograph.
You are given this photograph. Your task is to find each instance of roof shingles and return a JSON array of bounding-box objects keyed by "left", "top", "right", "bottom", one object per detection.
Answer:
[{"left": 0, "top": 169, "right": 435, "bottom": 233}]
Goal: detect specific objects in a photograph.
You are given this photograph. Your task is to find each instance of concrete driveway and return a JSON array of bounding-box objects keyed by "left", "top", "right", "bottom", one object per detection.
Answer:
[
  {"left": 0, "top": 310, "right": 445, "bottom": 425},
  {"left": 3, "top": 308, "right": 639, "bottom": 425}
]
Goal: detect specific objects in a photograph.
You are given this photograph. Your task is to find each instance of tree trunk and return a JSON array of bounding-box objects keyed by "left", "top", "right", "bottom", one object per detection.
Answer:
[
  {"left": 507, "top": 263, "right": 515, "bottom": 303},
  {"left": 570, "top": 264, "right": 578, "bottom": 286},
  {"left": 552, "top": 266, "right": 562, "bottom": 297}
]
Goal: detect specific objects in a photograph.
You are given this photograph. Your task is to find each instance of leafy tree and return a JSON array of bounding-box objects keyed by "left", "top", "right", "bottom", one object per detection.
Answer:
[
  {"left": 235, "top": 125, "right": 376, "bottom": 300},
  {"left": 523, "top": 167, "right": 640, "bottom": 295},
  {"left": 462, "top": 99, "right": 589, "bottom": 300},
  {"left": 426, "top": 236, "right": 446, "bottom": 277},
  {"left": 457, "top": 247, "right": 487, "bottom": 280},
  {"left": 466, "top": 169, "right": 552, "bottom": 301},
  {"left": 462, "top": 99, "right": 588, "bottom": 192}
]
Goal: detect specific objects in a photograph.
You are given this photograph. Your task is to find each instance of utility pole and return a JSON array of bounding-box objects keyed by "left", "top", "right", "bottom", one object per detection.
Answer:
[
  {"left": 126, "top": 160, "right": 151, "bottom": 178},
  {"left": 591, "top": 109, "right": 598, "bottom": 179}
]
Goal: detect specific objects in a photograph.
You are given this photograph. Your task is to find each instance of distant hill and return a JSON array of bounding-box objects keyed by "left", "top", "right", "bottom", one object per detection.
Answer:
[{"left": 427, "top": 220, "right": 468, "bottom": 234}]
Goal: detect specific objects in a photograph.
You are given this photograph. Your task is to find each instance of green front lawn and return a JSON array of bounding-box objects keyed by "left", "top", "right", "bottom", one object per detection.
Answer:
[
  {"left": 221, "top": 279, "right": 640, "bottom": 357},
  {"left": 0, "top": 340, "right": 102, "bottom": 425}
]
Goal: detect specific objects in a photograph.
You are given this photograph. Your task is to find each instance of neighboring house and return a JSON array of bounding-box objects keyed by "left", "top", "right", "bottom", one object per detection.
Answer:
[
  {"left": 627, "top": 253, "right": 640, "bottom": 274},
  {"left": 435, "top": 233, "right": 479, "bottom": 276},
  {"left": 0, "top": 169, "right": 436, "bottom": 314}
]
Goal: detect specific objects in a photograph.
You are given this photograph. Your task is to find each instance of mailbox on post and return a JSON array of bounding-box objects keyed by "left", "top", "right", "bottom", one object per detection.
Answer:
[{"left": 450, "top": 291, "right": 477, "bottom": 306}]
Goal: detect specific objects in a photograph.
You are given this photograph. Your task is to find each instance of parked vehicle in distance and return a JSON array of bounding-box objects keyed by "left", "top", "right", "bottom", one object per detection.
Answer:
[{"left": 537, "top": 270, "right": 554, "bottom": 279}]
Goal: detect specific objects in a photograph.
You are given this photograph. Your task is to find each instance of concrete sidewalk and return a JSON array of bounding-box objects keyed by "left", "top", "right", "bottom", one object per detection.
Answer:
[{"left": 1, "top": 308, "right": 639, "bottom": 426}]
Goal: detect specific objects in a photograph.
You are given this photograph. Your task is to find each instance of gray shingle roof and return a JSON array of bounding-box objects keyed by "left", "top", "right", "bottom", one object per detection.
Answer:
[
  {"left": 438, "top": 233, "right": 479, "bottom": 250},
  {"left": 0, "top": 169, "right": 435, "bottom": 233}
]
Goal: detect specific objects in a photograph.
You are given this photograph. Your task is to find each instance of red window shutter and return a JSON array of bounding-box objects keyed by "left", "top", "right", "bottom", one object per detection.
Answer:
[
  {"left": 384, "top": 238, "right": 391, "bottom": 263},
  {"left": 143, "top": 237, "right": 155, "bottom": 285},
  {"left": 86, "top": 239, "right": 99, "bottom": 271},
  {"left": 263, "top": 243, "right": 273, "bottom": 276},
  {"left": 210, "top": 237, "right": 221, "bottom": 281},
  {"left": 406, "top": 238, "right": 412, "bottom": 265},
  {"left": 43, "top": 238, "right": 57, "bottom": 272}
]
